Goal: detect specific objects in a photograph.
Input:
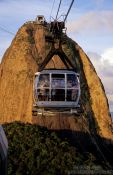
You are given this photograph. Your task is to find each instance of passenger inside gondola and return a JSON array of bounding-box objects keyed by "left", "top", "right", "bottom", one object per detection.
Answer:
[
  {"left": 52, "top": 74, "right": 65, "bottom": 88},
  {"left": 35, "top": 72, "right": 79, "bottom": 102},
  {"left": 67, "top": 89, "right": 78, "bottom": 101},
  {"left": 37, "top": 74, "right": 50, "bottom": 101},
  {"left": 67, "top": 74, "right": 78, "bottom": 88},
  {"left": 38, "top": 89, "right": 49, "bottom": 101},
  {"left": 67, "top": 74, "right": 78, "bottom": 101},
  {"left": 38, "top": 74, "right": 50, "bottom": 88}
]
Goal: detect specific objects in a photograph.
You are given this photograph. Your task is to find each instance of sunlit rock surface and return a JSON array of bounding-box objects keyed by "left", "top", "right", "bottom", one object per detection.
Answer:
[{"left": 0, "top": 22, "right": 113, "bottom": 141}]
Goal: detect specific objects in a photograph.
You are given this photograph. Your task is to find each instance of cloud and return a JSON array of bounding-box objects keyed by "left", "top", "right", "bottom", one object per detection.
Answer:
[
  {"left": 107, "top": 94, "right": 113, "bottom": 112},
  {"left": 88, "top": 50, "right": 113, "bottom": 112},
  {"left": 67, "top": 11, "right": 113, "bottom": 35},
  {"left": 101, "top": 47, "right": 113, "bottom": 65},
  {"left": 87, "top": 52, "right": 102, "bottom": 74},
  {"left": 109, "top": 99, "right": 113, "bottom": 106}
]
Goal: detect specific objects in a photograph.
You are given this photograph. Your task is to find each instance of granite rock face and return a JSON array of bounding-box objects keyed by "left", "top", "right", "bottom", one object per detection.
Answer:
[{"left": 0, "top": 22, "right": 113, "bottom": 140}]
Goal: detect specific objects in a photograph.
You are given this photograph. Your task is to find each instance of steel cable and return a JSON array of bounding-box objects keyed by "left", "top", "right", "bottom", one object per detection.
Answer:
[
  {"left": 0, "top": 26, "right": 14, "bottom": 36},
  {"left": 56, "top": 0, "right": 62, "bottom": 20},
  {"left": 50, "top": 0, "right": 56, "bottom": 21}
]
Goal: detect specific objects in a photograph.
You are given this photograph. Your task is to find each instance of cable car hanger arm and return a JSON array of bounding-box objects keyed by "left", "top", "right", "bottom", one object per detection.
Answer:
[{"left": 39, "top": 46, "right": 75, "bottom": 72}]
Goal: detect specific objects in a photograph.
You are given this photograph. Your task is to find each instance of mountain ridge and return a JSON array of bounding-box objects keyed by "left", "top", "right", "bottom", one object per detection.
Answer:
[
  {"left": 111, "top": 112, "right": 113, "bottom": 119},
  {"left": 0, "top": 21, "right": 113, "bottom": 141}
]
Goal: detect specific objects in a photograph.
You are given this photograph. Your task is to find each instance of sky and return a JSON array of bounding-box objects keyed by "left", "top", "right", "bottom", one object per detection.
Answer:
[{"left": 0, "top": 0, "right": 113, "bottom": 112}]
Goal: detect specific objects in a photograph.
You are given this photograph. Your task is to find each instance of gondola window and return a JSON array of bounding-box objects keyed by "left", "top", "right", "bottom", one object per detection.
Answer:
[{"left": 34, "top": 70, "right": 80, "bottom": 108}]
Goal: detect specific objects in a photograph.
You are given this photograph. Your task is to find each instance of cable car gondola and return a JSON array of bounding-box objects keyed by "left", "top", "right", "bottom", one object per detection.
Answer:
[{"left": 33, "top": 69, "right": 81, "bottom": 114}]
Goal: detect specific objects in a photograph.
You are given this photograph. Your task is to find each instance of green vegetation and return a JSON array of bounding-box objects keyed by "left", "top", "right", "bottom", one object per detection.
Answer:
[{"left": 3, "top": 122, "right": 105, "bottom": 175}]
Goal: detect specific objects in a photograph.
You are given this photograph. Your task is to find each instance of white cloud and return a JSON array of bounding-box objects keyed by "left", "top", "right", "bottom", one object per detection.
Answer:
[
  {"left": 88, "top": 50, "right": 113, "bottom": 112},
  {"left": 101, "top": 47, "right": 113, "bottom": 65},
  {"left": 107, "top": 94, "right": 113, "bottom": 112},
  {"left": 67, "top": 11, "right": 113, "bottom": 35}
]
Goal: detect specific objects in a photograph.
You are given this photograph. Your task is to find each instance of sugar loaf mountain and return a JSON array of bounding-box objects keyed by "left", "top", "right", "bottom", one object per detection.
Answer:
[{"left": 0, "top": 16, "right": 113, "bottom": 174}]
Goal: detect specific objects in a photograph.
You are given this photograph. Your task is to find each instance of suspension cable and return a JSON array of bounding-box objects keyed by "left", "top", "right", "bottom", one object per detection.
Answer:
[
  {"left": 80, "top": 115, "right": 111, "bottom": 167},
  {"left": 0, "top": 26, "right": 14, "bottom": 36},
  {"left": 64, "top": 0, "right": 75, "bottom": 23},
  {"left": 50, "top": 0, "right": 56, "bottom": 21},
  {"left": 56, "top": 0, "right": 62, "bottom": 20}
]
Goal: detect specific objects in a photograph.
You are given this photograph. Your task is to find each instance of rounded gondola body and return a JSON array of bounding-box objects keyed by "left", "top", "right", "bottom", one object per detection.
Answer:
[{"left": 33, "top": 69, "right": 80, "bottom": 114}]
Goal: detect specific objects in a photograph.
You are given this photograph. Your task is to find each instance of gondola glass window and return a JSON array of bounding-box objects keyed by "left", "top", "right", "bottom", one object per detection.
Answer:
[
  {"left": 35, "top": 74, "right": 50, "bottom": 101},
  {"left": 51, "top": 74, "right": 65, "bottom": 101},
  {"left": 34, "top": 70, "right": 80, "bottom": 108},
  {"left": 67, "top": 74, "right": 78, "bottom": 101}
]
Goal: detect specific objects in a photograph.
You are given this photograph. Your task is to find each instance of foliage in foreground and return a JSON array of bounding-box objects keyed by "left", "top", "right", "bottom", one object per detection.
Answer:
[{"left": 3, "top": 122, "right": 102, "bottom": 175}]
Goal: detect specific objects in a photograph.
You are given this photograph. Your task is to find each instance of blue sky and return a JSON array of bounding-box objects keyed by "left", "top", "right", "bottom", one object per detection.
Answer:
[{"left": 0, "top": 0, "right": 113, "bottom": 112}]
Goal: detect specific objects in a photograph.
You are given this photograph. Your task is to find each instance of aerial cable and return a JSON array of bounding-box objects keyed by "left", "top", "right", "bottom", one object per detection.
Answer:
[
  {"left": 0, "top": 26, "right": 14, "bottom": 36},
  {"left": 55, "top": 0, "right": 62, "bottom": 20},
  {"left": 50, "top": 0, "right": 56, "bottom": 21},
  {"left": 81, "top": 114, "right": 111, "bottom": 168},
  {"left": 64, "top": 0, "right": 75, "bottom": 23}
]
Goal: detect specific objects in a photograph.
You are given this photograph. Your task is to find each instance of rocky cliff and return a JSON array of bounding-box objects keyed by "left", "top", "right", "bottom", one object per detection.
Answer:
[{"left": 0, "top": 21, "right": 113, "bottom": 142}]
